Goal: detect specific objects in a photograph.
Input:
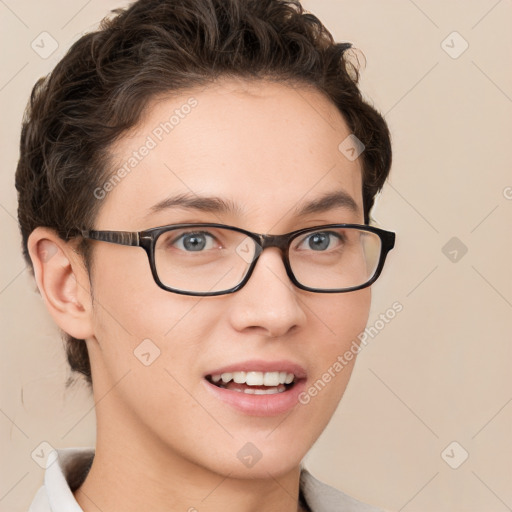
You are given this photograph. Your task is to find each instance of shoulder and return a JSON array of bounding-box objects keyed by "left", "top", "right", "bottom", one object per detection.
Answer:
[{"left": 300, "top": 468, "right": 387, "bottom": 512}]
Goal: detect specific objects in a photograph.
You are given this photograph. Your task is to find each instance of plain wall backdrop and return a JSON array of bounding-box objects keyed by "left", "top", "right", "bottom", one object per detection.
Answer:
[{"left": 1, "top": 1, "right": 511, "bottom": 511}]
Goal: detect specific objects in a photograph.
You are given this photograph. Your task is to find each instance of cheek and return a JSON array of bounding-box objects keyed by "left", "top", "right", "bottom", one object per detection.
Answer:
[
  {"left": 90, "top": 244, "right": 200, "bottom": 335},
  {"left": 88, "top": 246, "right": 222, "bottom": 378},
  {"left": 88, "top": 264, "right": 224, "bottom": 436},
  {"left": 314, "top": 288, "right": 371, "bottom": 350},
  {"left": 301, "top": 288, "right": 371, "bottom": 405}
]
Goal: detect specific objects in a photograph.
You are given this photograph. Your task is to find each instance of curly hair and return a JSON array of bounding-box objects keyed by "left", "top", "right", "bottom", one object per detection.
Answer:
[{"left": 15, "top": 0, "right": 392, "bottom": 387}]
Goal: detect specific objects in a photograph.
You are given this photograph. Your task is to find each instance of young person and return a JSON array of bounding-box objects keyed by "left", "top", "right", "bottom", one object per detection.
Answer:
[{"left": 16, "top": 0, "right": 394, "bottom": 510}]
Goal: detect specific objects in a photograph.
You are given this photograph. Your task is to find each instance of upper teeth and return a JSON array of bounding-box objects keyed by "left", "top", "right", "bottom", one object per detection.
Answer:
[{"left": 211, "top": 371, "right": 295, "bottom": 386}]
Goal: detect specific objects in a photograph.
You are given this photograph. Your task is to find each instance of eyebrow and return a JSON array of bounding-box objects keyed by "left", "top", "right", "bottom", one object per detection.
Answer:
[
  {"left": 146, "top": 193, "right": 243, "bottom": 217},
  {"left": 146, "top": 190, "right": 359, "bottom": 219},
  {"left": 294, "top": 190, "right": 360, "bottom": 216}
]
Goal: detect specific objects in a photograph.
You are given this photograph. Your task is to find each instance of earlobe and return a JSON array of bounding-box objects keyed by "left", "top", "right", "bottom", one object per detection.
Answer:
[{"left": 28, "top": 227, "right": 94, "bottom": 340}]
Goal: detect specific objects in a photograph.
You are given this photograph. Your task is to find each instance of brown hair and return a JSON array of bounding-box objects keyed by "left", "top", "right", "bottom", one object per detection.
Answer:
[{"left": 15, "top": 0, "right": 392, "bottom": 387}]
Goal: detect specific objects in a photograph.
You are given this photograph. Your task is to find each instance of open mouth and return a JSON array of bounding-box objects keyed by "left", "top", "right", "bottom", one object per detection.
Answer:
[{"left": 205, "top": 371, "right": 297, "bottom": 395}]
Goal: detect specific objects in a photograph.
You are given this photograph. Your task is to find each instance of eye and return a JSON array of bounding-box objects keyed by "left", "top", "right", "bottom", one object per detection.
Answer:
[
  {"left": 296, "top": 231, "right": 343, "bottom": 251},
  {"left": 173, "top": 231, "right": 218, "bottom": 252}
]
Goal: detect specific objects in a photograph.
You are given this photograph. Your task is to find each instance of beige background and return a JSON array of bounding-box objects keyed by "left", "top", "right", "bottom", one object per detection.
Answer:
[{"left": 1, "top": 1, "right": 511, "bottom": 511}]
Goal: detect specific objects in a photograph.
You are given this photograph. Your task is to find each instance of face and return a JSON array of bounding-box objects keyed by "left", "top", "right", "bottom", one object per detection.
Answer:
[{"left": 84, "top": 78, "right": 370, "bottom": 479}]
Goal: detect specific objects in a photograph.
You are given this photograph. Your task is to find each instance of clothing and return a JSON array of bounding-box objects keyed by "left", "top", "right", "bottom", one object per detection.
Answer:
[{"left": 28, "top": 447, "right": 385, "bottom": 512}]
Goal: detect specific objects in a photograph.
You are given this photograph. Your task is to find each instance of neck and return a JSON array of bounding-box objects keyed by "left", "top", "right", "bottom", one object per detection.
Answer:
[{"left": 73, "top": 421, "right": 307, "bottom": 512}]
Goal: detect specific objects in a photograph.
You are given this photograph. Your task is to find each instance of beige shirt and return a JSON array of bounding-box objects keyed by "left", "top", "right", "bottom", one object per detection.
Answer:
[{"left": 28, "top": 447, "right": 385, "bottom": 512}]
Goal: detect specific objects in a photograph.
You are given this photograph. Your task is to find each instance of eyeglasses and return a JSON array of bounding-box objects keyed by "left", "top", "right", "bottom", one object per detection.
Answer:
[{"left": 78, "top": 223, "right": 395, "bottom": 296}]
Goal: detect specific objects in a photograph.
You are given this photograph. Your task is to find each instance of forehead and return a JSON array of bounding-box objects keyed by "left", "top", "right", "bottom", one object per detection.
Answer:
[{"left": 97, "top": 78, "right": 364, "bottom": 230}]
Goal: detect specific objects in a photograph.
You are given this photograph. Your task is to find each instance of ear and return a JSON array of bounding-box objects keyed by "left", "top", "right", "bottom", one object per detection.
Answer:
[{"left": 27, "top": 227, "right": 94, "bottom": 340}]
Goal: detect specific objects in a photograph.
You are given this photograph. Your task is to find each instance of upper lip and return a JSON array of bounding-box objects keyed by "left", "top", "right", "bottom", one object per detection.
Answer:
[{"left": 204, "top": 359, "right": 307, "bottom": 379}]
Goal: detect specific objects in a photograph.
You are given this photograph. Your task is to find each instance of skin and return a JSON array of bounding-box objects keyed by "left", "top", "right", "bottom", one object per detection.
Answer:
[{"left": 28, "top": 78, "right": 371, "bottom": 512}]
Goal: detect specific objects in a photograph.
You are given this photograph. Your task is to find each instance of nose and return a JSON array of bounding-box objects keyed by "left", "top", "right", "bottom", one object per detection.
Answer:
[{"left": 227, "top": 248, "right": 307, "bottom": 337}]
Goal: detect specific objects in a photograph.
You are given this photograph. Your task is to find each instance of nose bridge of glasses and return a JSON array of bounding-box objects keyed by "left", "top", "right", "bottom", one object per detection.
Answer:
[
  {"left": 238, "top": 233, "right": 288, "bottom": 267},
  {"left": 258, "top": 233, "right": 290, "bottom": 253}
]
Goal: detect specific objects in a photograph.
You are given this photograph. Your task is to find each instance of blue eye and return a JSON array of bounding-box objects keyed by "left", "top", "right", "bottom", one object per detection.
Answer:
[
  {"left": 298, "top": 231, "right": 343, "bottom": 251},
  {"left": 174, "top": 232, "right": 216, "bottom": 251}
]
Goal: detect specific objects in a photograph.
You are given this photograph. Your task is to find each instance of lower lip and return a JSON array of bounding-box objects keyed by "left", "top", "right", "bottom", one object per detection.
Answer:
[{"left": 202, "top": 378, "right": 307, "bottom": 417}]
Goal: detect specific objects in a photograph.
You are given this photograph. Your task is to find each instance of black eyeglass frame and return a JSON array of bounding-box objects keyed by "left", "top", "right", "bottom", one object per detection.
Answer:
[{"left": 77, "top": 223, "right": 396, "bottom": 296}]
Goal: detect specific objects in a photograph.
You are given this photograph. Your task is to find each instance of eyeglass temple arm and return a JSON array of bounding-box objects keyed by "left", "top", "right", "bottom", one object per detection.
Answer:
[
  {"left": 383, "top": 231, "right": 396, "bottom": 251},
  {"left": 82, "top": 230, "right": 140, "bottom": 246}
]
